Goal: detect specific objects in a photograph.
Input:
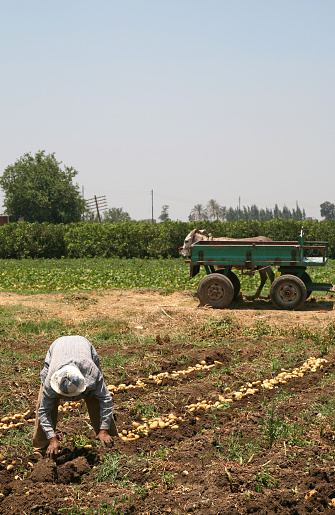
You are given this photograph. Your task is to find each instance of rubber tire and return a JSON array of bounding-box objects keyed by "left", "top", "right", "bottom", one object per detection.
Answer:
[
  {"left": 197, "top": 273, "right": 234, "bottom": 309},
  {"left": 270, "top": 274, "right": 307, "bottom": 310},
  {"left": 215, "top": 269, "right": 241, "bottom": 300},
  {"left": 300, "top": 271, "right": 313, "bottom": 299}
]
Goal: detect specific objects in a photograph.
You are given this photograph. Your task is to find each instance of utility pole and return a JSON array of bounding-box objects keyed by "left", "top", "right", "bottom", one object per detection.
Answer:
[
  {"left": 86, "top": 195, "right": 108, "bottom": 224},
  {"left": 151, "top": 190, "right": 154, "bottom": 224},
  {"left": 238, "top": 196, "right": 241, "bottom": 220}
]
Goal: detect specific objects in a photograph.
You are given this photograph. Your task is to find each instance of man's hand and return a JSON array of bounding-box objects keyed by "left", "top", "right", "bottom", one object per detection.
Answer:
[
  {"left": 46, "top": 437, "right": 60, "bottom": 457},
  {"left": 96, "top": 430, "right": 113, "bottom": 447}
]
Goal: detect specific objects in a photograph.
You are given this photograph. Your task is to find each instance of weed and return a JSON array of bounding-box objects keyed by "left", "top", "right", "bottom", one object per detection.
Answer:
[
  {"left": 125, "top": 400, "right": 159, "bottom": 419},
  {"left": 72, "top": 433, "right": 96, "bottom": 448},
  {"left": 244, "top": 320, "right": 275, "bottom": 338},
  {"left": 160, "top": 471, "right": 177, "bottom": 488},
  {"left": 254, "top": 469, "right": 278, "bottom": 492},
  {"left": 214, "top": 433, "right": 260, "bottom": 464},
  {"left": 195, "top": 316, "right": 240, "bottom": 339},
  {"left": 95, "top": 453, "right": 123, "bottom": 483},
  {"left": 260, "top": 399, "right": 285, "bottom": 449},
  {"left": 58, "top": 501, "right": 119, "bottom": 514},
  {"left": 0, "top": 426, "right": 34, "bottom": 456}
]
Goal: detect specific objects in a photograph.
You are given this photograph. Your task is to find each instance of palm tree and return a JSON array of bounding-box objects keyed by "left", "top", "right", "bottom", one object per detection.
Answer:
[
  {"left": 189, "top": 204, "right": 208, "bottom": 221},
  {"left": 206, "top": 199, "right": 221, "bottom": 221}
]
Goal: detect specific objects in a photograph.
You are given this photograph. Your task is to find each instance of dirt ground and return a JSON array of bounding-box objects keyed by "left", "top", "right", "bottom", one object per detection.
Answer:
[{"left": 1, "top": 290, "right": 335, "bottom": 514}]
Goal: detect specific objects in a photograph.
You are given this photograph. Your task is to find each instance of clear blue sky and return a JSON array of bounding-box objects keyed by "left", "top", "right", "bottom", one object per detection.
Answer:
[{"left": 1, "top": 1, "right": 334, "bottom": 221}]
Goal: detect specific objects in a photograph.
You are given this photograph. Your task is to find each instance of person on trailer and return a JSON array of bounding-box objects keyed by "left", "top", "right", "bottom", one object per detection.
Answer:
[{"left": 33, "top": 335, "right": 117, "bottom": 456}]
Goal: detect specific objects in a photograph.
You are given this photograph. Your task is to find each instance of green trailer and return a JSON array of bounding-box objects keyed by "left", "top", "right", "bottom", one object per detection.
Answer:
[{"left": 186, "top": 231, "right": 333, "bottom": 310}]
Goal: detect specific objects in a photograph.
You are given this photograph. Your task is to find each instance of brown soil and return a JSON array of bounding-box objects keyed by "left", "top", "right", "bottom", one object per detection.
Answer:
[{"left": 1, "top": 290, "right": 335, "bottom": 514}]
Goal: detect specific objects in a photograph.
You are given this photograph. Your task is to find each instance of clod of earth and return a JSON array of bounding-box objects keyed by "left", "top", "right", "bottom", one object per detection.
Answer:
[
  {"left": 57, "top": 456, "right": 90, "bottom": 484},
  {"left": 30, "top": 459, "right": 57, "bottom": 483}
]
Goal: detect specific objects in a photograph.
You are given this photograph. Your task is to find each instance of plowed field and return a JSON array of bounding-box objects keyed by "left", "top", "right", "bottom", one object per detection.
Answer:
[{"left": 1, "top": 290, "right": 335, "bottom": 514}]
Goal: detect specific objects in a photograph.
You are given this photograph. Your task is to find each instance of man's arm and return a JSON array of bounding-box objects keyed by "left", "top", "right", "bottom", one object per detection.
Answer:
[
  {"left": 38, "top": 390, "right": 58, "bottom": 440},
  {"left": 38, "top": 389, "right": 61, "bottom": 455},
  {"left": 92, "top": 375, "right": 114, "bottom": 445}
]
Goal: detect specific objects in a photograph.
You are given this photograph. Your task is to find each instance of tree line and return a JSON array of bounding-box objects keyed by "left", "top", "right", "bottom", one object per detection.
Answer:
[
  {"left": 188, "top": 199, "right": 306, "bottom": 222},
  {"left": 0, "top": 151, "right": 334, "bottom": 223}
]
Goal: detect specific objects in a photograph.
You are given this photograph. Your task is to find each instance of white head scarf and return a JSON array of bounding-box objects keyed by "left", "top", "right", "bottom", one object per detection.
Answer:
[{"left": 50, "top": 365, "right": 86, "bottom": 397}]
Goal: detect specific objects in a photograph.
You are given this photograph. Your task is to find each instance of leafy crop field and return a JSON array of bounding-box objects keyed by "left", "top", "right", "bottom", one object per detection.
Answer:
[
  {"left": 0, "top": 259, "right": 335, "bottom": 514},
  {"left": 0, "top": 257, "right": 334, "bottom": 297}
]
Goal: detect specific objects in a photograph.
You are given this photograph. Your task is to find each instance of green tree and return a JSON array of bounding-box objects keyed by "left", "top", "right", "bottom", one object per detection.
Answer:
[
  {"left": 226, "top": 207, "right": 239, "bottom": 221},
  {"left": 320, "top": 201, "right": 335, "bottom": 220},
  {"left": 0, "top": 151, "right": 86, "bottom": 223},
  {"left": 158, "top": 205, "right": 170, "bottom": 222},
  {"left": 102, "top": 207, "right": 131, "bottom": 223},
  {"left": 206, "top": 199, "right": 221, "bottom": 220},
  {"left": 189, "top": 204, "right": 208, "bottom": 222}
]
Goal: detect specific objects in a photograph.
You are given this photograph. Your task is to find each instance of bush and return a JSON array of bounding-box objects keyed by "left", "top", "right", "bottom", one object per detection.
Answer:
[{"left": 0, "top": 219, "right": 334, "bottom": 259}]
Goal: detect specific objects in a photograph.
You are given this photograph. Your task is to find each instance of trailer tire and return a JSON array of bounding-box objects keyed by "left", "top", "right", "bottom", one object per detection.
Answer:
[
  {"left": 215, "top": 269, "right": 241, "bottom": 300},
  {"left": 281, "top": 271, "right": 313, "bottom": 300},
  {"left": 270, "top": 275, "right": 307, "bottom": 310},
  {"left": 197, "top": 273, "right": 234, "bottom": 309}
]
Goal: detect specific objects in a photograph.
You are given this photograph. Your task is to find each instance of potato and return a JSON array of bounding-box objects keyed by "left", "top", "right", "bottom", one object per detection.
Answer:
[
  {"left": 6, "top": 464, "right": 14, "bottom": 471},
  {"left": 171, "top": 425, "right": 179, "bottom": 430}
]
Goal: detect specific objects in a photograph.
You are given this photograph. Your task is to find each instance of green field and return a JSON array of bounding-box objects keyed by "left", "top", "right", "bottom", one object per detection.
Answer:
[{"left": 0, "top": 257, "right": 333, "bottom": 297}]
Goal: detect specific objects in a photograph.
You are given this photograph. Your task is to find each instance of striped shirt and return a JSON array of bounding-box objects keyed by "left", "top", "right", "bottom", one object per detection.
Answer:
[{"left": 39, "top": 336, "right": 113, "bottom": 440}]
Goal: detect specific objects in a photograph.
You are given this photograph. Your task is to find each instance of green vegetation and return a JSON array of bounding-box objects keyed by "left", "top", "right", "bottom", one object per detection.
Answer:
[
  {"left": 0, "top": 256, "right": 333, "bottom": 297},
  {"left": 0, "top": 151, "right": 85, "bottom": 223},
  {"left": 1, "top": 218, "right": 335, "bottom": 259},
  {"left": 58, "top": 501, "right": 119, "bottom": 515}
]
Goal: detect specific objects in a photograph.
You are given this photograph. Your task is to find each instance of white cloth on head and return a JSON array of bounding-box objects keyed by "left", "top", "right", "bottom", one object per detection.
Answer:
[{"left": 50, "top": 364, "right": 86, "bottom": 396}]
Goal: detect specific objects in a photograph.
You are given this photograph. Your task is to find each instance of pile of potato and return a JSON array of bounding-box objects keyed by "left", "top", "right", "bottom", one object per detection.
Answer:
[
  {"left": 119, "top": 413, "right": 183, "bottom": 442},
  {"left": 186, "top": 356, "right": 328, "bottom": 412},
  {"left": 106, "top": 379, "right": 146, "bottom": 394},
  {"left": 148, "top": 360, "right": 223, "bottom": 385},
  {"left": 58, "top": 400, "right": 82, "bottom": 412},
  {"left": 0, "top": 410, "right": 35, "bottom": 431},
  {"left": 261, "top": 356, "right": 327, "bottom": 390}
]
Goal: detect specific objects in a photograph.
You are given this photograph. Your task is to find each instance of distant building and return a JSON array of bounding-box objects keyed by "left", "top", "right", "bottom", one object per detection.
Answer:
[{"left": 0, "top": 215, "right": 10, "bottom": 226}]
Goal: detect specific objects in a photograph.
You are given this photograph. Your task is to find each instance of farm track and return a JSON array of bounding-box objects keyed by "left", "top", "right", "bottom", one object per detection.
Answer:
[{"left": 1, "top": 290, "right": 335, "bottom": 514}]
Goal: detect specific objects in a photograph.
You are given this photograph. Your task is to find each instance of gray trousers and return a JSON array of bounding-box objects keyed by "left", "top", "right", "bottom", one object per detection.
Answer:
[{"left": 33, "top": 384, "right": 118, "bottom": 451}]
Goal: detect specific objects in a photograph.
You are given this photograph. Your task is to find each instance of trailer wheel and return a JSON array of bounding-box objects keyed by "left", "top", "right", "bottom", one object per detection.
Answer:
[
  {"left": 215, "top": 269, "right": 241, "bottom": 300},
  {"left": 197, "top": 273, "right": 234, "bottom": 308},
  {"left": 270, "top": 275, "right": 307, "bottom": 310},
  {"left": 300, "top": 272, "right": 313, "bottom": 299}
]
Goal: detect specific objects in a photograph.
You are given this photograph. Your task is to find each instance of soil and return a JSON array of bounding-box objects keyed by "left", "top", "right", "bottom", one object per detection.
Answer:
[{"left": 1, "top": 290, "right": 335, "bottom": 514}]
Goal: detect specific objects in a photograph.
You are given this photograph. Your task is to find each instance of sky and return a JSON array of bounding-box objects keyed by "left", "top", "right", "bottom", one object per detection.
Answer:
[{"left": 1, "top": 1, "right": 334, "bottom": 222}]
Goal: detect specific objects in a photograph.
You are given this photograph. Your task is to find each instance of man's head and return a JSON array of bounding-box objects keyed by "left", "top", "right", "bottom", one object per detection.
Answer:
[{"left": 50, "top": 365, "right": 86, "bottom": 397}]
